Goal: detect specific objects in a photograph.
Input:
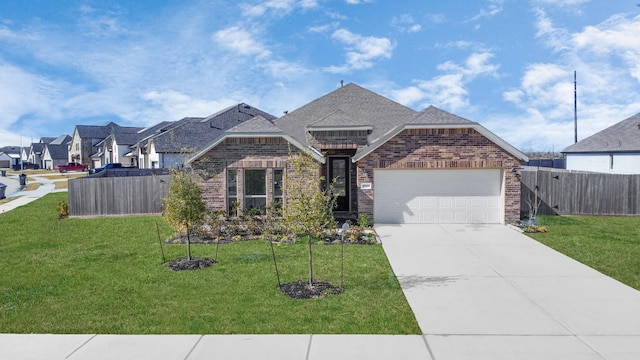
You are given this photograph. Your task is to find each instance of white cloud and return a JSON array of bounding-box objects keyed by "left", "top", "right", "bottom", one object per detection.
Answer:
[
  {"left": 470, "top": 0, "right": 504, "bottom": 21},
  {"left": 325, "top": 29, "right": 394, "bottom": 73},
  {"left": 533, "top": 8, "right": 571, "bottom": 52},
  {"left": 345, "top": 0, "right": 373, "bottom": 4},
  {"left": 571, "top": 14, "right": 640, "bottom": 81},
  {"left": 503, "top": 10, "right": 640, "bottom": 149},
  {"left": 213, "top": 26, "right": 271, "bottom": 58},
  {"left": 308, "top": 22, "right": 339, "bottom": 33},
  {"left": 502, "top": 63, "right": 572, "bottom": 119},
  {"left": 0, "top": 62, "right": 59, "bottom": 128},
  {"left": 392, "top": 52, "right": 499, "bottom": 111},
  {"left": 533, "top": 0, "right": 589, "bottom": 6},
  {"left": 240, "top": 0, "right": 318, "bottom": 17},
  {"left": 142, "top": 90, "right": 236, "bottom": 121},
  {"left": 391, "top": 14, "right": 422, "bottom": 33}
]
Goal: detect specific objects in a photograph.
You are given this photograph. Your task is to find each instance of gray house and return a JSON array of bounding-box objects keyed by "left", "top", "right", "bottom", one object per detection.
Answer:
[
  {"left": 135, "top": 103, "right": 276, "bottom": 169},
  {"left": 563, "top": 112, "right": 640, "bottom": 174}
]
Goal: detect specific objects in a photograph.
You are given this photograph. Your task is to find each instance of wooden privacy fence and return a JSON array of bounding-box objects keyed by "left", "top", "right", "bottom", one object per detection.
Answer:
[
  {"left": 520, "top": 167, "right": 640, "bottom": 216},
  {"left": 68, "top": 175, "right": 170, "bottom": 217}
]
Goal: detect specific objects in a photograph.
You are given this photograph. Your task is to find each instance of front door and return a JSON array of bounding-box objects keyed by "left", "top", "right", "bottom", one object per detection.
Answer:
[{"left": 329, "top": 157, "right": 350, "bottom": 212}]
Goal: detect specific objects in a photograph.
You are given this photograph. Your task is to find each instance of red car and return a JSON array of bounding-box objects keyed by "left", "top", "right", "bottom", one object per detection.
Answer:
[{"left": 56, "top": 163, "right": 87, "bottom": 173}]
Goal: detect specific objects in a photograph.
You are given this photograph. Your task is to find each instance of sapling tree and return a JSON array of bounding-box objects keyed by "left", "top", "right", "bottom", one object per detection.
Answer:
[
  {"left": 163, "top": 168, "right": 207, "bottom": 261},
  {"left": 283, "top": 151, "right": 337, "bottom": 287}
]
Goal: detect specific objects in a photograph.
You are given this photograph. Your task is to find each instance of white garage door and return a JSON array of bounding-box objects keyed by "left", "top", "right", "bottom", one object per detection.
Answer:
[{"left": 374, "top": 169, "right": 503, "bottom": 224}]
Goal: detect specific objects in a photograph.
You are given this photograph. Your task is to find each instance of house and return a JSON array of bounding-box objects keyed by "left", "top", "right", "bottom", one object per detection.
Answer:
[
  {"left": 68, "top": 122, "right": 143, "bottom": 169},
  {"left": 0, "top": 152, "right": 12, "bottom": 168},
  {"left": 28, "top": 142, "right": 46, "bottom": 168},
  {"left": 563, "top": 112, "right": 640, "bottom": 174},
  {"left": 0, "top": 146, "right": 22, "bottom": 168},
  {"left": 41, "top": 135, "right": 72, "bottom": 170},
  {"left": 189, "top": 83, "right": 527, "bottom": 224},
  {"left": 135, "top": 104, "right": 276, "bottom": 169}
]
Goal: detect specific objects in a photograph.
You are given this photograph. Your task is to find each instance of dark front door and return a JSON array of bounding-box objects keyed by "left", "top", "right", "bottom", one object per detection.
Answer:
[{"left": 329, "top": 157, "right": 350, "bottom": 212}]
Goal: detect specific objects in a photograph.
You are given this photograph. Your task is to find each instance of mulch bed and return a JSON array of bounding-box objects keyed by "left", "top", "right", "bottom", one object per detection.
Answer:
[
  {"left": 279, "top": 279, "right": 343, "bottom": 299},
  {"left": 165, "top": 257, "right": 217, "bottom": 271}
]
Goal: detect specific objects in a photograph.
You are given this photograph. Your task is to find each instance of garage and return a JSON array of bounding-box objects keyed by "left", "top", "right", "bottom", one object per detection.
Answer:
[{"left": 374, "top": 169, "right": 504, "bottom": 224}]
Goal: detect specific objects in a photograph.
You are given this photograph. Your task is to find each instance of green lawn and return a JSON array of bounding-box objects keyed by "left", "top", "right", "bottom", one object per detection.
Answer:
[
  {"left": 0, "top": 193, "right": 420, "bottom": 334},
  {"left": 528, "top": 215, "right": 640, "bottom": 291}
]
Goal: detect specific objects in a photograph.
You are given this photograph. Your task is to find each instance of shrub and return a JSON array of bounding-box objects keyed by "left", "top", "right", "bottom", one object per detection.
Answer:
[
  {"left": 57, "top": 201, "right": 69, "bottom": 219},
  {"left": 357, "top": 213, "right": 372, "bottom": 228}
]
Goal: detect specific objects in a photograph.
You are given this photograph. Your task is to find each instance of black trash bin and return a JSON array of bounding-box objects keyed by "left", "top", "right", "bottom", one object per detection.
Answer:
[
  {"left": 0, "top": 183, "right": 6, "bottom": 199},
  {"left": 19, "top": 173, "right": 27, "bottom": 186},
  {"left": 1, "top": 170, "right": 6, "bottom": 177}
]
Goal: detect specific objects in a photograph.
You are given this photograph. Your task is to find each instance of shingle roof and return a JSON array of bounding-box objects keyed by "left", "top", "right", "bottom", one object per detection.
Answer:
[
  {"left": 407, "top": 105, "right": 477, "bottom": 125},
  {"left": 226, "top": 115, "right": 282, "bottom": 133},
  {"left": 76, "top": 122, "right": 143, "bottom": 139},
  {"left": 274, "top": 83, "right": 416, "bottom": 150},
  {"left": 151, "top": 104, "right": 276, "bottom": 153},
  {"left": 45, "top": 143, "right": 68, "bottom": 160},
  {"left": 30, "top": 143, "right": 45, "bottom": 154},
  {"left": 49, "top": 135, "right": 72, "bottom": 146},
  {"left": 563, "top": 112, "right": 640, "bottom": 153}
]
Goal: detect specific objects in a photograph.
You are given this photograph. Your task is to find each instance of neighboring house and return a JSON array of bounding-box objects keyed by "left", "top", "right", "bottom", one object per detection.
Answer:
[
  {"left": 136, "top": 103, "right": 276, "bottom": 169},
  {"left": 563, "top": 112, "right": 640, "bottom": 174},
  {"left": 42, "top": 135, "right": 72, "bottom": 170},
  {"left": 0, "top": 146, "right": 22, "bottom": 168},
  {"left": 0, "top": 152, "right": 12, "bottom": 168},
  {"left": 189, "top": 83, "right": 527, "bottom": 224},
  {"left": 28, "top": 142, "right": 46, "bottom": 168},
  {"left": 69, "top": 122, "right": 143, "bottom": 169}
]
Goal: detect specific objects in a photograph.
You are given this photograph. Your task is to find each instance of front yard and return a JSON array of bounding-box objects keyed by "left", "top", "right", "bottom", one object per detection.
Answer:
[
  {"left": 528, "top": 215, "right": 640, "bottom": 291},
  {"left": 0, "top": 193, "right": 420, "bottom": 334}
]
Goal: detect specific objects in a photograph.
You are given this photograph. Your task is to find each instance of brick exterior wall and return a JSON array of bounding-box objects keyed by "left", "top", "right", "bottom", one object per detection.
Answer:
[
  {"left": 356, "top": 128, "right": 522, "bottom": 223},
  {"left": 190, "top": 137, "right": 306, "bottom": 214}
]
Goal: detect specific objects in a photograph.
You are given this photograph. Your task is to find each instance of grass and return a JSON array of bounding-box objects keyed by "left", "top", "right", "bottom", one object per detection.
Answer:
[
  {"left": 0, "top": 192, "right": 420, "bottom": 334},
  {"left": 54, "top": 181, "right": 68, "bottom": 190},
  {"left": 43, "top": 173, "right": 88, "bottom": 180},
  {"left": 528, "top": 215, "right": 640, "bottom": 290}
]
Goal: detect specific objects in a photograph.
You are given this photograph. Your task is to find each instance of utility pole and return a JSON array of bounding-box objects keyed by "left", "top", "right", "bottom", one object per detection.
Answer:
[{"left": 574, "top": 70, "right": 578, "bottom": 143}]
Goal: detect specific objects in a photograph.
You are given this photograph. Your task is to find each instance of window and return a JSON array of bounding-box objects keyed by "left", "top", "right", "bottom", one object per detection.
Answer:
[
  {"left": 273, "top": 169, "right": 283, "bottom": 207},
  {"left": 244, "top": 169, "right": 266, "bottom": 211},
  {"left": 227, "top": 169, "right": 238, "bottom": 215}
]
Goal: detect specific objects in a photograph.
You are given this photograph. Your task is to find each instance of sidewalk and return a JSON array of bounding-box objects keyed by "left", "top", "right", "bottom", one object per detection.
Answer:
[
  {"left": 0, "top": 334, "right": 432, "bottom": 360},
  {"left": 0, "top": 172, "right": 64, "bottom": 213}
]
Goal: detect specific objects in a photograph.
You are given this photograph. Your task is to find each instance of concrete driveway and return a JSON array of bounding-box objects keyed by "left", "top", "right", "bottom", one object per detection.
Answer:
[{"left": 377, "top": 223, "right": 640, "bottom": 360}]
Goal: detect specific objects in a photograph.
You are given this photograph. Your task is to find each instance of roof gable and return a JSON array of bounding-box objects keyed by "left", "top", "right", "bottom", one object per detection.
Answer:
[
  {"left": 274, "top": 83, "right": 416, "bottom": 148},
  {"left": 45, "top": 143, "right": 69, "bottom": 159},
  {"left": 563, "top": 112, "right": 640, "bottom": 153},
  {"left": 408, "top": 105, "right": 476, "bottom": 125},
  {"left": 49, "top": 134, "right": 72, "bottom": 145},
  {"left": 226, "top": 115, "right": 282, "bottom": 134},
  {"left": 353, "top": 105, "right": 528, "bottom": 162}
]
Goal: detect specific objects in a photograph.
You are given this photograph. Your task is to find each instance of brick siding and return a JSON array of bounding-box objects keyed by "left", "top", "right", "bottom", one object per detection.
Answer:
[
  {"left": 191, "top": 137, "right": 305, "bottom": 214},
  {"left": 357, "top": 128, "right": 522, "bottom": 222}
]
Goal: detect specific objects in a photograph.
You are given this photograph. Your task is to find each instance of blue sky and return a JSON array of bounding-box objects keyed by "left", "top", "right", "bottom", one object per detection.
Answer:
[{"left": 1, "top": 0, "right": 639, "bottom": 152}]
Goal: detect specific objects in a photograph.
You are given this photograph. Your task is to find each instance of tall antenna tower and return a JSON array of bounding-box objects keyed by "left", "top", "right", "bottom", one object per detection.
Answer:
[{"left": 574, "top": 70, "right": 578, "bottom": 143}]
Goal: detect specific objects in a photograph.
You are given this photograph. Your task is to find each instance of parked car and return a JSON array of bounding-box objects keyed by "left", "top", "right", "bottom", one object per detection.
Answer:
[
  {"left": 91, "top": 163, "right": 138, "bottom": 174},
  {"left": 56, "top": 162, "right": 87, "bottom": 173},
  {"left": 12, "top": 162, "right": 40, "bottom": 171}
]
